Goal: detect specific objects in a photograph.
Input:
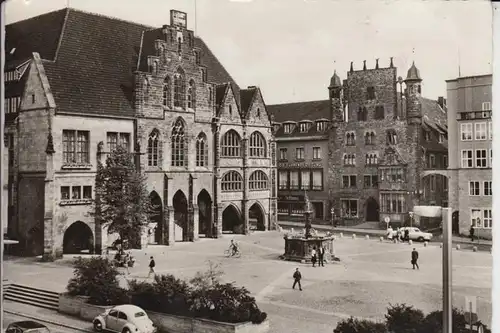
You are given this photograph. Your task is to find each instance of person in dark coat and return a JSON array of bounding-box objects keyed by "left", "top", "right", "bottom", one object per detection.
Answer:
[
  {"left": 411, "top": 248, "right": 419, "bottom": 270},
  {"left": 147, "top": 256, "right": 156, "bottom": 278},
  {"left": 292, "top": 268, "right": 302, "bottom": 291},
  {"left": 318, "top": 246, "right": 325, "bottom": 267},
  {"left": 404, "top": 228, "right": 410, "bottom": 242},
  {"left": 311, "top": 247, "right": 317, "bottom": 267},
  {"left": 469, "top": 225, "right": 475, "bottom": 242}
]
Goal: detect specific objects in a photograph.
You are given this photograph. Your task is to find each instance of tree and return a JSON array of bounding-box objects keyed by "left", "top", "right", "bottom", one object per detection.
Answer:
[
  {"left": 92, "top": 145, "right": 153, "bottom": 248},
  {"left": 385, "top": 303, "right": 424, "bottom": 333},
  {"left": 333, "top": 317, "right": 387, "bottom": 333}
]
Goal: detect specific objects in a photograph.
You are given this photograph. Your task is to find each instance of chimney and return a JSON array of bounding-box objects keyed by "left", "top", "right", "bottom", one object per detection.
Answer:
[
  {"left": 438, "top": 97, "right": 447, "bottom": 109},
  {"left": 363, "top": 60, "right": 366, "bottom": 70},
  {"left": 350, "top": 62, "right": 353, "bottom": 72},
  {"left": 376, "top": 59, "right": 379, "bottom": 69}
]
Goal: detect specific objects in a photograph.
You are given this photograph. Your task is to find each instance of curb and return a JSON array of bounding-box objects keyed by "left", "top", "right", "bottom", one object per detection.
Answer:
[{"left": 4, "top": 309, "right": 93, "bottom": 333}]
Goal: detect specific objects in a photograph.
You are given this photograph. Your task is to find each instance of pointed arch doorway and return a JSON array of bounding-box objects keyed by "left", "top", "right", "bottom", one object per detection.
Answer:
[
  {"left": 222, "top": 205, "right": 243, "bottom": 234},
  {"left": 365, "top": 197, "right": 380, "bottom": 222},
  {"left": 149, "top": 191, "right": 163, "bottom": 244},
  {"left": 249, "top": 202, "right": 266, "bottom": 231},
  {"left": 173, "top": 190, "right": 188, "bottom": 241}
]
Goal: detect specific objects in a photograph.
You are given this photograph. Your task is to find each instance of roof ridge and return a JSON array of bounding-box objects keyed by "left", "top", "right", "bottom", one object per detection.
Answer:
[
  {"left": 267, "top": 99, "right": 330, "bottom": 107},
  {"left": 6, "top": 8, "right": 67, "bottom": 26},
  {"left": 53, "top": 8, "right": 71, "bottom": 62},
  {"left": 66, "top": 7, "right": 155, "bottom": 30}
]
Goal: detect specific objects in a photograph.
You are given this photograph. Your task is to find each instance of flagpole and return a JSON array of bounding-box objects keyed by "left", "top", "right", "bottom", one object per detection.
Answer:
[{"left": 194, "top": 0, "right": 197, "bottom": 36}]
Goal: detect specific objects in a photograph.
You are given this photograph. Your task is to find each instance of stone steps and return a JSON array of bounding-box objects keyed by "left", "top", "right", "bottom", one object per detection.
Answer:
[{"left": 4, "top": 283, "right": 59, "bottom": 311}]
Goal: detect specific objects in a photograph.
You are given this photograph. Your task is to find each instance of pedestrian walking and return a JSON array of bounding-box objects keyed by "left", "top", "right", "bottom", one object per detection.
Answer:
[
  {"left": 387, "top": 225, "right": 393, "bottom": 240},
  {"left": 311, "top": 247, "right": 317, "bottom": 267},
  {"left": 411, "top": 248, "right": 419, "bottom": 270},
  {"left": 292, "top": 268, "right": 302, "bottom": 291},
  {"left": 404, "top": 228, "right": 410, "bottom": 242},
  {"left": 147, "top": 256, "right": 156, "bottom": 278},
  {"left": 396, "top": 227, "right": 402, "bottom": 242},
  {"left": 469, "top": 225, "right": 475, "bottom": 242},
  {"left": 318, "top": 246, "right": 325, "bottom": 267}
]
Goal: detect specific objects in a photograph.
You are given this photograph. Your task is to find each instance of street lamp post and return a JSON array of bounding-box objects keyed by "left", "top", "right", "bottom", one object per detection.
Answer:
[
  {"left": 330, "top": 208, "right": 335, "bottom": 230},
  {"left": 409, "top": 211, "right": 414, "bottom": 228},
  {"left": 413, "top": 205, "right": 452, "bottom": 333}
]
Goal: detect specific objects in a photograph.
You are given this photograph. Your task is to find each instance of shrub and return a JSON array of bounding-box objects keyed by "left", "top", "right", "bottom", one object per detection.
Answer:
[
  {"left": 333, "top": 317, "right": 387, "bottom": 333},
  {"left": 88, "top": 283, "right": 129, "bottom": 306},
  {"left": 385, "top": 303, "right": 424, "bottom": 333},
  {"left": 128, "top": 280, "right": 160, "bottom": 311},
  {"left": 189, "top": 260, "right": 224, "bottom": 290},
  {"left": 154, "top": 274, "right": 193, "bottom": 316}
]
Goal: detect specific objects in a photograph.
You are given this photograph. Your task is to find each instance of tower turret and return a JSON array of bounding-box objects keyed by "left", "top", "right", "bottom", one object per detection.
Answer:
[
  {"left": 404, "top": 62, "right": 422, "bottom": 123},
  {"left": 328, "top": 70, "right": 343, "bottom": 123}
]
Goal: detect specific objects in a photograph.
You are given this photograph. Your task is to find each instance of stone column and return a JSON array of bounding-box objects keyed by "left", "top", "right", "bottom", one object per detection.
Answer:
[
  {"left": 163, "top": 206, "right": 175, "bottom": 245},
  {"left": 216, "top": 204, "right": 223, "bottom": 237},
  {"left": 42, "top": 131, "right": 57, "bottom": 261},
  {"left": 192, "top": 204, "right": 199, "bottom": 241},
  {"left": 241, "top": 135, "right": 249, "bottom": 234},
  {"left": 187, "top": 206, "right": 194, "bottom": 242},
  {"left": 212, "top": 121, "right": 221, "bottom": 239}
]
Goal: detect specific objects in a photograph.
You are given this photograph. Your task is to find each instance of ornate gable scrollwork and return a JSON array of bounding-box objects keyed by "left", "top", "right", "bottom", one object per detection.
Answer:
[{"left": 379, "top": 146, "right": 407, "bottom": 166}]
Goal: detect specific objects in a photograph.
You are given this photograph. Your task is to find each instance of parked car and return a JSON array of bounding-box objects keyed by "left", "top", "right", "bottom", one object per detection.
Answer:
[
  {"left": 5, "top": 321, "right": 50, "bottom": 333},
  {"left": 93, "top": 305, "right": 156, "bottom": 333},
  {"left": 399, "top": 227, "right": 433, "bottom": 242}
]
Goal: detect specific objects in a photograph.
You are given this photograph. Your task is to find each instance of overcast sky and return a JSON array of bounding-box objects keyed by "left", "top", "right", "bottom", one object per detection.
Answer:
[{"left": 4, "top": 0, "right": 493, "bottom": 105}]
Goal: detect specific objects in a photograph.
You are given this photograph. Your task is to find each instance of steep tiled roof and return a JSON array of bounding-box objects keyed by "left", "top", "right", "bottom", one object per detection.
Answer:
[
  {"left": 239, "top": 88, "right": 256, "bottom": 116},
  {"left": 267, "top": 100, "right": 330, "bottom": 123},
  {"left": 6, "top": 8, "right": 241, "bottom": 117},
  {"left": 215, "top": 83, "right": 229, "bottom": 111}
]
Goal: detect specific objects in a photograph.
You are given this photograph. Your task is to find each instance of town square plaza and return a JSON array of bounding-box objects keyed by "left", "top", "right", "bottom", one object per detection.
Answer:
[{"left": 4, "top": 230, "right": 492, "bottom": 333}]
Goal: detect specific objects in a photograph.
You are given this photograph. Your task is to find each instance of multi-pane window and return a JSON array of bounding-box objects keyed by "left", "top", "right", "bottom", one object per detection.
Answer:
[
  {"left": 367, "top": 86, "right": 375, "bottom": 100},
  {"left": 490, "top": 149, "right": 493, "bottom": 167},
  {"left": 187, "top": 79, "right": 196, "bottom": 109},
  {"left": 386, "top": 130, "right": 398, "bottom": 145},
  {"left": 295, "top": 148, "right": 304, "bottom": 160},
  {"left": 342, "top": 175, "right": 357, "bottom": 188},
  {"left": 249, "top": 132, "right": 266, "bottom": 157},
  {"left": 300, "top": 170, "right": 310, "bottom": 190},
  {"left": 221, "top": 171, "right": 243, "bottom": 191},
  {"left": 249, "top": 171, "right": 268, "bottom": 190},
  {"left": 471, "top": 209, "right": 492, "bottom": 228},
  {"left": 173, "top": 69, "right": 185, "bottom": 108},
  {"left": 424, "top": 131, "right": 431, "bottom": 141},
  {"left": 429, "top": 175, "right": 436, "bottom": 192},
  {"left": 148, "top": 130, "right": 160, "bottom": 167},
  {"left": 380, "top": 168, "right": 406, "bottom": 183},
  {"left": 482, "top": 102, "right": 491, "bottom": 111},
  {"left": 475, "top": 123, "right": 487, "bottom": 140},
  {"left": 278, "top": 170, "right": 288, "bottom": 190},
  {"left": 343, "top": 154, "right": 356, "bottom": 166},
  {"left": 460, "top": 123, "right": 473, "bottom": 141},
  {"left": 365, "top": 131, "right": 375, "bottom": 145},
  {"left": 312, "top": 147, "right": 321, "bottom": 160},
  {"left": 283, "top": 124, "right": 293, "bottom": 134},
  {"left": 363, "top": 175, "right": 378, "bottom": 188},
  {"left": 279, "top": 148, "right": 287, "bottom": 160},
  {"left": 162, "top": 77, "right": 171, "bottom": 107},
  {"left": 489, "top": 121, "right": 493, "bottom": 140},
  {"left": 171, "top": 119, "right": 186, "bottom": 167},
  {"left": 62, "top": 130, "right": 90, "bottom": 165},
  {"left": 461, "top": 150, "right": 473, "bottom": 168},
  {"left": 374, "top": 105, "right": 385, "bottom": 120},
  {"left": 196, "top": 133, "right": 208, "bottom": 167},
  {"left": 484, "top": 181, "right": 492, "bottom": 196},
  {"left": 475, "top": 149, "right": 487, "bottom": 168},
  {"left": 299, "top": 122, "right": 310, "bottom": 133},
  {"left": 380, "top": 193, "right": 406, "bottom": 213},
  {"left": 439, "top": 133, "right": 445, "bottom": 143},
  {"left": 483, "top": 209, "right": 492, "bottom": 228},
  {"left": 221, "top": 130, "right": 241, "bottom": 157},
  {"left": 4, "top": 96, "right": 21, "bottom": 113},
  {"left": 346, "top": 132, "right": 356, "bottom": 146},
  {"left": 289, "top": 170, "right": 299, "bottom": 190},
  {"left": 60, "top": 185, "right": 92, "bottom": 201},
  {"left": 312, "top": 170, "right": 323, "bottom": 190},
  {"left": 316, "top": 121, "right": 327, "bottom": 132},
  {"left": 429, "top": 154, "right": 436, "bottom": 168},
  {"left": 107, "top": 132, "right": 130, "bottom": 152},
  {"left": 469, "top": 181, "right": 480, "bottom": 196},
  {"left": 365, "top": 153, "right": 378, "bottom": 166},
  {"left": 341, "top": 199, "right": 358, "bottom": 217}
]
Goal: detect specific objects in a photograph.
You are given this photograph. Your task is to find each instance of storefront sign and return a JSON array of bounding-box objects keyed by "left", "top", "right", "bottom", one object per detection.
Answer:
[
  {"left": 171, "top": 10, "right": 187, "bottom": 28},
  {"left": 278, "top": 162, "right": 323, "bottom": 169},
  {"left": 278, "top": 195, "right": 304, "bottom": 202}
]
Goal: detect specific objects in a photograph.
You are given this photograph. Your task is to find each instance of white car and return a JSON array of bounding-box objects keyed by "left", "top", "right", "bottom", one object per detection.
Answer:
[
  {"left": 93, "top": 305, "right": 156, "bottom": 333},
  {"left": 398, "top": 227, "right": 433, "bottom": 242}
]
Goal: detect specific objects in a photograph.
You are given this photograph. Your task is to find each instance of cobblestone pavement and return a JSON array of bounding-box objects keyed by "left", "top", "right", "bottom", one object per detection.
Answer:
[{"left": 4, "top": 231, "right": 492, "bottom": 333}]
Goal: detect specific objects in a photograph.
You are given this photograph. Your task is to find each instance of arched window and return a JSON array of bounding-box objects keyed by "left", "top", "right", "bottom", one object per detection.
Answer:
[
  {"left": 387, "top": 129, "right": 398, "bottom": 145},
  {"left": 249, "top": 131, "right": 266, "bottom": 157},
  {"left": 346, "top": 132, "right": 356, "bottom": 146},
  {"left": 173, "top": 68, "right": 185, "bottom": 108},
  {"left": 152, "top": 61, "right": 158, "bottom": 75},
  {"left": 249, "top": 171, "right": 268, "bottom": 190},
  {"left": 344, "top": 154, "right": 355, "bottom": 166},
  {"left": 187, "top": 79, "right": 196, "bottom": 109},
  {"left": 171, "top": 119, "right": 186, "bottom": 167},
  {"left": 256, "top": 108, "right": 261, "bottom": 118},
  {"left": 163, "top": 76, "right": 171, "bottom": 107},
  {"left": 365, "top": 131, "right": 375, "bottom": 145},
  {"left": 148, "top": 130, "right": 160, "bottom": 167},
  {"left": 196, "top": 132, "right": 208, "bottom": 167},
  {"left": 221, "top": 130, "right": 240, "bottom": 157},
  {"left": 221, "top": 171, "right": 243, "bottom": 191}
]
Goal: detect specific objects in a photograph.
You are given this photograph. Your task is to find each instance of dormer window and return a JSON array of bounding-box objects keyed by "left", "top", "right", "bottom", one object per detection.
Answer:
[
  {"left": 424, "top": 131, "right": 431, "bottom": 142},
  {"left": 439, "top": 133, "right": 445, "bottom": 143},
  {"left": 299, "top": 122, "right": 311, "bottom": 133},
  {"left": 316, "top": 121, "right": 327, "bottom": 132},
  {"left": 284, "top": 124, "right": 293, "bottom": 134},
  {"left": 346, "top": 132, "right": 356, "bottom": 146},
  {"left": 387, "top": 129, "right": 398, "bottom": 145},
  {"left": 273, "top": 124, "right": 281, "bottom": 132}
]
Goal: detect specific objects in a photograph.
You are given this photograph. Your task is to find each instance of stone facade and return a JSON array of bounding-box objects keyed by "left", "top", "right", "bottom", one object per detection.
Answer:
[{"left": 328, "top": 59, "right": 448, "bottom": 228}]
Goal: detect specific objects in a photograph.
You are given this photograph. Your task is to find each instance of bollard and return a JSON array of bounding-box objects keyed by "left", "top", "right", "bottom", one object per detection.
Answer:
[
  {"left": 472, "top": 246, "right": 477, "bottom": 252},
  {"left": 408, "top": 240, "right": 412, "bottom": 245},
  {"left": 424, "top": 241, "right": 428, "bottom": 247},
  {"left": 352, "top": 234, "right": 356, "bottom": 239},
  {"left": 456, "top": 244, "right": 460, "bottom": 250},
  {"left": 365, "top": 235, "right": 370, "bottom": 240},
  {"left": 380, "top": 237, "right": 384, "bottom": 242},
  {"left": 340, "top": 233, "right": 344, "bottom": 238}
]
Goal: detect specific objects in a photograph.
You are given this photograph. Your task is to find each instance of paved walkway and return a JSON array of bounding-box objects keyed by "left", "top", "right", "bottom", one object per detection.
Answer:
[
  {"left": 4, "top": 231, "right": 493, "bottom": 333},
  {"left": 277, "top": 221, "right": 493, "bottom": 247}
]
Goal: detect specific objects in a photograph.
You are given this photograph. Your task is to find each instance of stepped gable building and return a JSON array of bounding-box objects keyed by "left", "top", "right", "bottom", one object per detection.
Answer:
[
  {"left": 328, "top": 59, "right": 448, "bottom": 229},
  {"left": 447, "top": 74, "right": 492, "bottom": 239},
  {"left": 4, "top": 8, "right": 277, "bottom": 259},
  {"left": 267, "top": 100, "right": 330, "bottom": 223}
]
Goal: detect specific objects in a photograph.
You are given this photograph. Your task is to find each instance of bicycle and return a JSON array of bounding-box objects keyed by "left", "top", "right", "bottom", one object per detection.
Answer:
[{"left": 224, "top": 247, "right": 241, "bottom": 258}]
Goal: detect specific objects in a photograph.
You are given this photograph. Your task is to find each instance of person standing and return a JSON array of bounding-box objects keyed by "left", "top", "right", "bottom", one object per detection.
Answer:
[
  {"left": 469, "top": 224, "right": 475, "bottom": 242},
  {"left": 404, "top": 228, "right": 410, "bottom": 242},
  {"left": 318, "top": 246, "right": 325, "bottom": 267},
  {"left": 292, "top": 268, "right": 302, "bottom": 291},
  {"left": 311, "top": 247, "right": 317, "bottom": 267},
  {"left": 411, "top": 248, "right": 419, "bottom": 270},
  {"left": 147, "top": 256, "right": 156, "bottom": 278},
  {"left": 387, "top": 225, "right": 393, "bottom": 241}
]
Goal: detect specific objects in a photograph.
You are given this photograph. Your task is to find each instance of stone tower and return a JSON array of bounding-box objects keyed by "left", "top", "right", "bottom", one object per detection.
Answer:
[
  {"left": 328, "top": 70, "right": 343, "bottom": 123},
  {"left": 404, "top": 62, "right": 423, "bottom": 208}
]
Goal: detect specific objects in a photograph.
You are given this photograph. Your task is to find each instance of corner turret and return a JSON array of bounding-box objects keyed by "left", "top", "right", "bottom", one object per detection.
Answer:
[
  {"left": 328, "top": 70, "right": 344, "bottom": 123},
  {"left": 404, "top": 62, "right": 422, "bottom": 122}
]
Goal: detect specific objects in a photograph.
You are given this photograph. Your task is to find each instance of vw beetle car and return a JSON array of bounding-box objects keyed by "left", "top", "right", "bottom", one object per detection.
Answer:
[
  {"left": 93, "top": 304, "right": 156, "bottom": 333},
  {"left": 5, "top": 321, "right": 50, "bottom": 333},
  {"left": 399, "top": 227, "right": 433, "bottom": 242}
]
